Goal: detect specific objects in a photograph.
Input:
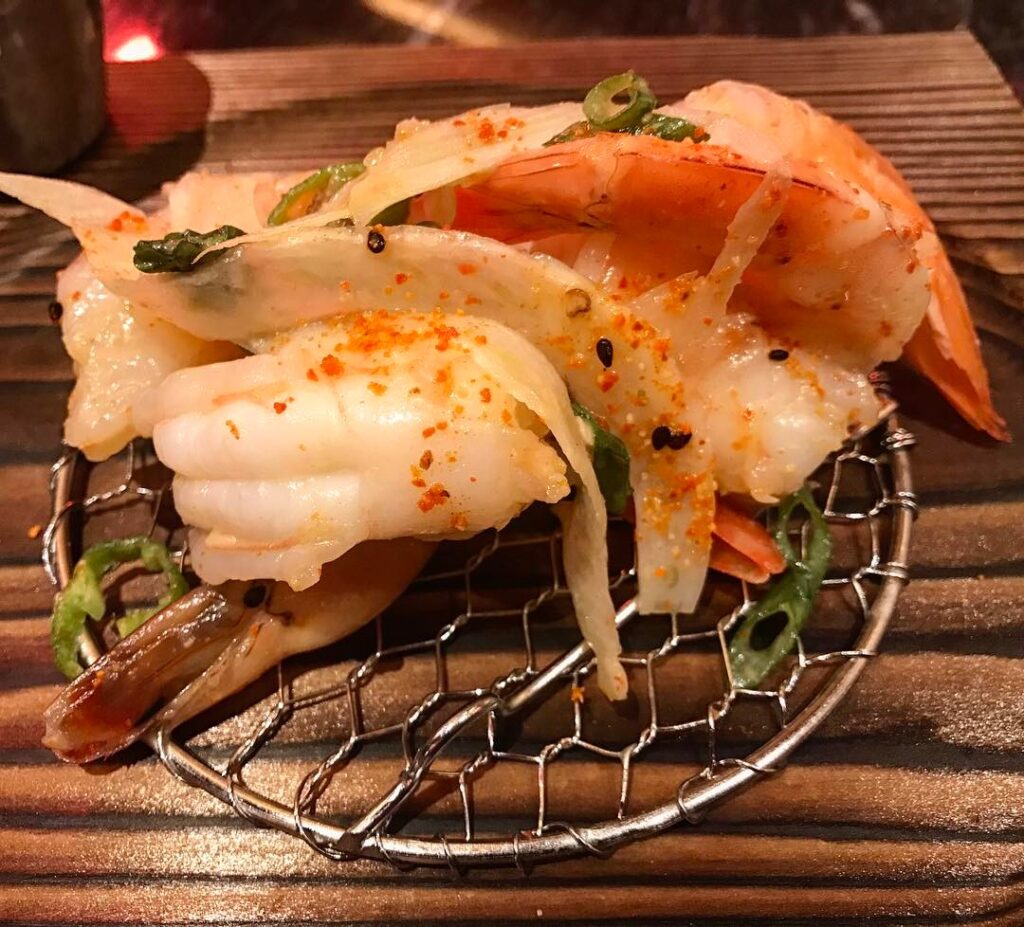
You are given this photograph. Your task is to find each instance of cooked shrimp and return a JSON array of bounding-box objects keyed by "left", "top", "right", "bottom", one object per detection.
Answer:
[
  {"left": 43, "top": 539, "right": 433, "bottom": 763},
  {"left": 136, "top": 309, "right": 627, "bottom": 697},
  {"left": 540, "top": 162, "right": 880, "bottom": 503},
  {"left": 0, "top": 171, "right": 299, "bottom": 461},
  {"left": 682, "top": 80, "right": 1007, "bottom": 440},
  {"left": 88, "top": 222, "right": 714, "bottom": 621},
  {"left": 135, "top": 312, "right": 573, "bottom": 590},
  {"left": 57, "top": 256, "right": 237, "bottom": 461},
  {"left": 452, "top": 130, "right": 930, "bottom": 369}
]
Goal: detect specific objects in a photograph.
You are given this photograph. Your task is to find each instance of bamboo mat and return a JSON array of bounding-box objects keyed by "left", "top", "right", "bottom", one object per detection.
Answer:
[{"left": 2, "top": 30, "right": 1024, "bottom": 925}]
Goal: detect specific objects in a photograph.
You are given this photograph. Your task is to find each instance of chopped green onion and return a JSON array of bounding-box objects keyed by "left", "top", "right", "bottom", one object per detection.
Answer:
[
  {"left": 583, "top": 71, "right": 657, "bottom": 132},
  {"left": 572, "top": 401, "right": 631, "bottom": 516},
  {"left": 266, "top": 161, "right": 366, "bottom": 226},
  {"left": 546, "top": 73, "right": 710, "bottom": 147},
  {"left": 543, "top": 120, "right": 594, "bottom": 147},
  {"left": 728, "top": 486, "right": 832, "bottom": 689},
  {"left": 635, "top": 113, "right": 709, "bottom": 143},
  {"left": 50, "top": 537, "right": 189, "bottom": 679},
  {"left": 133, "top": 225, "right": 245, "bottom": 274}
]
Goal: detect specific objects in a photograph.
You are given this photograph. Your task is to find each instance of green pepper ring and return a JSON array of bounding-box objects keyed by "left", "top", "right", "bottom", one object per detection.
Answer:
[{"left": 50, "top": 536, "right": 188, "bottom": 679}]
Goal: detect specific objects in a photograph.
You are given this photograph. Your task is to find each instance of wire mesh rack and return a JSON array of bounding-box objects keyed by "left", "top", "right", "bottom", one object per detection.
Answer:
[{"left": 44, "top": 402, "right": 916, "bottom": 870}]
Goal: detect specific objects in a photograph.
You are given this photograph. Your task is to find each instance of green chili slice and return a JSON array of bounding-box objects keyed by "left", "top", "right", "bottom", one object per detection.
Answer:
[
  {"left": 266, "top": 161, "right": 366, "bottom": 226},
  {"left": 583, "top": 71, "right": 658, "bottom": 132},
  {"left": 50, "top": 537, "right": 188, "bottom": 679},
  {"left": 133, "top": 225, "right": 246, "bottom": 274},
  {"left": 547, "top": 73, "right": 710, "bottom": 146},
  {"left": 572, "top": 401, "right": 632, "bottom": 516},
  {"left": 728, "top": 486, "right": 832, "bottom": 689}
]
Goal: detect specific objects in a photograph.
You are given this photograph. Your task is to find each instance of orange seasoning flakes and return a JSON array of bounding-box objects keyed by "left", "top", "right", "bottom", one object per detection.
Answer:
[
  {"left": 501, "top": 409, "right": 513, "bottom": 426},
  {"left": 597, "top": 370, "right": 620, "bottom": 392},
  {"left": 473, "top": 334, "right": 487, "bottom": 345},
  {"left": 435, "top": 420, "right": 448, "bottom": 431},
  {"left": 457, "top": 263, "right": 477, "bottom": 276},
  {"left": 465, "top": 295, "right": 481, "bottom": 306},
  {"left": 273, "top": 401, "right": 288, "bottom": 414},
  {"left": 106, "top": 210, "right": 145, "bottom": 232},
  {"left": 422, "top": 426, "right": 436, "bottom": 438},
  {"left": 480, "top": 387, "right": 492, "bottom": 403},
  {"left": 306, "top": 368, "right": 319, "bottom": 382},
  {"left": 368, "top": 381, "right": 387, "bottom": 395},
  {"left": 226, "top": 419, "right": 240, "bottom": 440},
  {"left": 320, "top": 354, "right": 344, "bottom": 377},
  {"left": 419, "top": 449, "right": 434, "bottom": 470},
  {"left": 879, "top": 320, "right": 894, "bottom": 337},
  {"left": 476, "top": 119, "right": 496, "bottom": 142},
  {"left": 394, "top": 272, "right": 409, "bottom": 284},
  {"left": 417, "top": 483, "right": 450, "bottom": 512},
  {"left": 449, "top": 512, "right": 469, "bottom": 531},
  {"left": 434, "top": 325, "right": 459, "bottom": 351}
]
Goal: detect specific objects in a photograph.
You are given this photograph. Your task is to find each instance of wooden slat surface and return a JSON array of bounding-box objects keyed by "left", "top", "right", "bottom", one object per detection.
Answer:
[{"left": 2, "top": 29, "right": 1024, "bottom": 926}]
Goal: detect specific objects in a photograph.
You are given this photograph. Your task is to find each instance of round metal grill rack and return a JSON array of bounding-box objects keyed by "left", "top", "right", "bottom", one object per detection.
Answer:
[{"left": 43, "top": 407, "right": 916, "bottom": 869}]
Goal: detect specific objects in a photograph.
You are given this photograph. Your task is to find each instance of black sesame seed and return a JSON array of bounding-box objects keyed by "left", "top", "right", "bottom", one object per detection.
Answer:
[
  {"left": 367, "top": 229, "right": 387, "bottom": 254},
  {"left": 243, "top": 584, "right": 268, "bottom": 609},
  {"left": 768, "top": 348, "right": 789, "bottom": 362},
  {"left": 667, "top": 429, "right": 692, "bottom": 451},
  {"left": 47, "top": 300, "right": 63, "bottom": 324},
  {"left": 651, "top": 425, "right": 671, "bottom": 450},
  {"left": 596, "top": 337, "right": 614, "bottom": 368}
]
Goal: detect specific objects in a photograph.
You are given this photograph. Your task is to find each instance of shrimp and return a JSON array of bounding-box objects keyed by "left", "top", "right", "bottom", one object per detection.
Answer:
[
  {"left": 136, "top": 309, "right": 627, "bottom": 697},
  {"left": 682, "top": 80, "right": 1007, "bottom": 440},
  {"left": 1, "top": 170, "right": 300, "bottom": 461},
  {"left": 57, "top": 256, "right": 237, "bottom": 461},
  {"left": 42, "top": 539, "right": 433, "bottom": 763},
  {"left": 85, "top": 222, "right": 714, "bottom": 621},
  {"left": 134, "top": 311, "right": 574, "bottom": 591},
  {"left": 521, "top": 156, "right": 881, "bottom": 503},
  {"left": 452, "top": 130, "right": 930, "bottom": 370}
]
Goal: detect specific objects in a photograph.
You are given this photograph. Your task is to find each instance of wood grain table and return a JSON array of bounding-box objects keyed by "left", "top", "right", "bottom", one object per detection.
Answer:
[{"left": 2, "top": 31, "right": 1024, "bottom": 925}]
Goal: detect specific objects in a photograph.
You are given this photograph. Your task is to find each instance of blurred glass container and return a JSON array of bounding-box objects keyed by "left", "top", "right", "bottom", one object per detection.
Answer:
[{"left": 0, "top": 0, "right": 104, "bottom": 173}]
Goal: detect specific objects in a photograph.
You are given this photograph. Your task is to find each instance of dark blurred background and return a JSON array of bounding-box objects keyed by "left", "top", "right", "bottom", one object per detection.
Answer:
[{"left": 101, "top": 0, "right": 1024, "bottom": 88}]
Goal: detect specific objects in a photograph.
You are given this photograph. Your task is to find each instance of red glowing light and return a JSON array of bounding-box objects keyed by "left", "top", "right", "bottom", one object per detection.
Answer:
[{"left": 111, "top": 33, "right": 162, "bottom": 62}]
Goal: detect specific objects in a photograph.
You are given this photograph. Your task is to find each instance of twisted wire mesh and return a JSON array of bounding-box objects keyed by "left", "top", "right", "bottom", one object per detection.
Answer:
[{"left": 45, "top": 405, "right": 915, "bottom": 868}]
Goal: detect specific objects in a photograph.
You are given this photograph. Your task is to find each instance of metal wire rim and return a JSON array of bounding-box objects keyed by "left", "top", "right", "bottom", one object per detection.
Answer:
[{"left": 46, "top": 413, "right": 915, "bottom": 869}]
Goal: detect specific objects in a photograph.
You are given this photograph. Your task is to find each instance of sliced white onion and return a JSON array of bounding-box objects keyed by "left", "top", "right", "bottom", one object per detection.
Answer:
[
  {"left": 469, "top": 321, "right": 625, "bottom": 699},
  {"left": 0, "top": 171, "right": 141, "bottom": 228}
]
